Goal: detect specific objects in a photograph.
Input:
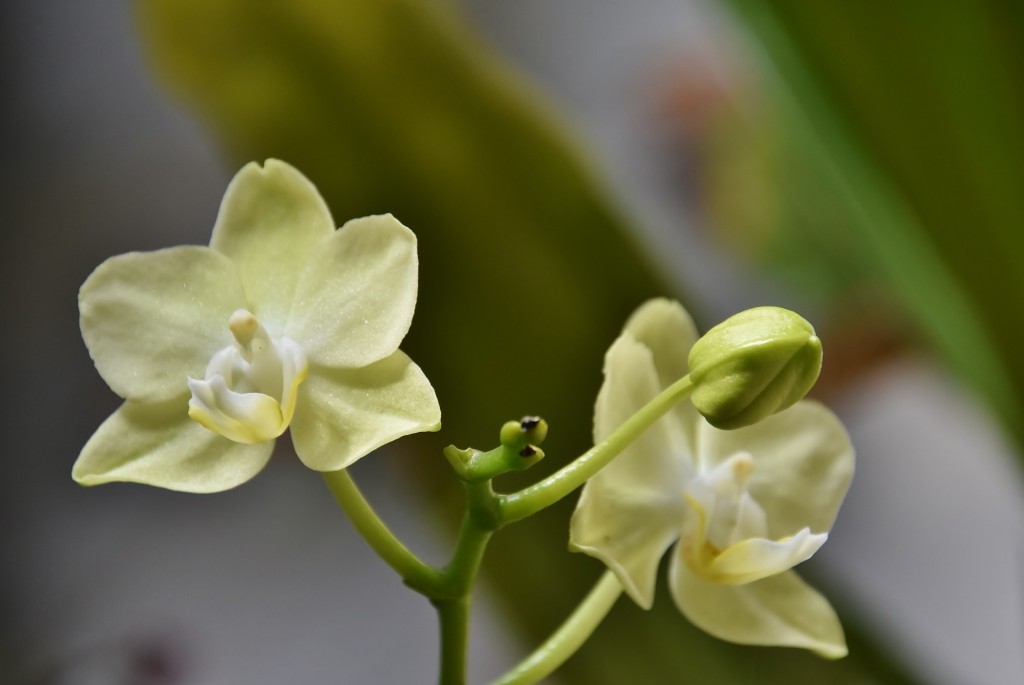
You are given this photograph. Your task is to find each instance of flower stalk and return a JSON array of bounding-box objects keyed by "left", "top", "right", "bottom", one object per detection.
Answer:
[
  {"left": 490, "top": 571, "right": 623, "bottom": 685},
  {"left": 324, "top": 366, "right": 700, "bottom": 683},
  {"left": 321, "top": 469, "right": 442, "bottom": 594},
  {"left": 496, "top": 374, "right": 695, "bottom": 524}
]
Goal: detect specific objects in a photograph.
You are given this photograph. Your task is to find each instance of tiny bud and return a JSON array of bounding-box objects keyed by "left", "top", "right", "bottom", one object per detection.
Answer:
[
  {"left": 687, "top": 307, "right": 822, "bottom": 429},
  {"left": 519, "top": 416, "right": 548, "bottom": 445},
  {"left": 499, "top": 416, "right": 549, "bottom": 450},
  {"left": 500, "top": 420, "right": 527, "bottom": 450}
]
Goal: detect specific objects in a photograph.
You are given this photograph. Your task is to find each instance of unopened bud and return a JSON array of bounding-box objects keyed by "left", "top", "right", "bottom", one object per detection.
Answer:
[
  {"left": 687, "top": 307, "right": 822, "bottom": 429},
  {"left": 499, "top": 416, "right": 549, "bottom": 451}
]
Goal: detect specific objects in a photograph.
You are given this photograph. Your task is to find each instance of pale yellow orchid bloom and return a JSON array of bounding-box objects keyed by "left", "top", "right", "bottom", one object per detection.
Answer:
[
  {"left": 74, "top": 160, "right": 441, "bottom": 492},
  {"left": 570, "top": 299, "right": 853, "bottom": 658}
]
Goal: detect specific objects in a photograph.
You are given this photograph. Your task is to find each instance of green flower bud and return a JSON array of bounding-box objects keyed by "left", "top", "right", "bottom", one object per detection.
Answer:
[
  {"left": 499, "top": 416, "right": 549, "bottom": 452},
  {"left": 687, "top": 307, "right": 822, "bottom": 430}
]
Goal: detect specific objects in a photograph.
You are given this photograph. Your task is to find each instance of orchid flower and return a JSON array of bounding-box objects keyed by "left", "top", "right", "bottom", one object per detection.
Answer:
[
  {"left": 74, "top": 160, "right": 441, "bottom": 493},
  {"left": 570, "top": 299, "right": 853, "bottom": 657}
]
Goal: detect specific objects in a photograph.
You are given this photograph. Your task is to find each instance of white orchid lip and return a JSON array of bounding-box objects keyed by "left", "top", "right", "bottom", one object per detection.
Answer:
[
  {"left": 681, "top": 452, "right": 827, "bottom": 586},
  {"left": 188, "top": 309, "right": 308, "bottom": 444}
]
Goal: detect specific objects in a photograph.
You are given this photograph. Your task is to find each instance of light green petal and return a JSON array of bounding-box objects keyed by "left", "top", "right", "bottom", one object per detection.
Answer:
[
  {"left": 285, "top": 214, "right": 418, "bottom": 368},
  {"left": 669, "top": 554, "right": 847, "bottom": 658},
  {"left": 289, "top": 350, "right": 440, "bottom": 471},
  {"left": 623, "top": 298, "right": 702, "bottom": 447},
  {"left": 695, "top": 401, "right": 854, "bottom": 537},
  {"left": 73, "top": 398, "right": 274, "bottom": 493},
  {"left": 80, "top": 246, "right": 246, "bottom": 403},
  {"left": 570, "top": 484, "right": 681, "bottom": 609},
  {"left": 592, "top": 333, "right": 692, "bottom": 494},
  {"left": 209, "top": 160, "right": 335, "bottom": 326},
  {"left": 623, "top": 298, "right": 698, "bottom": 388},
  {"left": 571, "top": 333, "right": 689, "bottom": 607}
]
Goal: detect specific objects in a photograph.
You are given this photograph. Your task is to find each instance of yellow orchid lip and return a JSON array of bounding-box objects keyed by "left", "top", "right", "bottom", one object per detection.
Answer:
[{"left": 187, "top": 309, "right": 308, "bottom": 444}]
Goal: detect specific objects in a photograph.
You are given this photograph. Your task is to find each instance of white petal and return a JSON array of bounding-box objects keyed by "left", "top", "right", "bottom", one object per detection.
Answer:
[
  {"left": 670, "top": 554, "right": 847, "bottom": 658},
  {"left": 289, "top": 350, "right": 441, "bottom": 471},
  {"left": 73, "top": 398, "right": 274, "bottom": 493},
  {"left": 285, "top": 214, "right": 418, "bottom": 368},
  {"left": 695, "top": 401, "right": 854, "bottom": 538},
  {"left": 210, "top": 160, "right": 335, "bottom": 326},
  {"left": 80, "top": 246, "right": 246, "bottom": 403}
]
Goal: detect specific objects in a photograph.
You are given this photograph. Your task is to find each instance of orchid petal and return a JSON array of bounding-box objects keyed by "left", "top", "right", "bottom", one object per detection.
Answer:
[
  {"left": 670, "top": 558, "right": 847, "bottom": 659},
  {"left": 210, "top": 160, "right": 335, "bottom": 325},
  {"left": 622, "top": 298, "right": 702, "bottom": 447},
  {"left": 286, "top": 214, "right": 418, "bottom": 368},
  {"left": 187, "top": 376, "right": 287, "bottom": 444},
  {"left": 570, "top": 484, "right": 681, "bottom": 608},
  {"left": 73, "top": 398, "right": 274, "bottom": 493},
  {"left": 702, "top": 529, "right": 827, "bottom": 585},
  {"left": 571, "top": 332, "right": 689, "bottom": 607},
  {"left": 592, "top": 334, "right": 692, "bottom": 484},
  {"left": 696, "top": 401, "right": 854, "bottom": 538},
  {"left": 80, "top": 246, "right": 245, "bottom": 403},
  {"left": 289, "top": 350, "right": 440, "bottom": 472}
]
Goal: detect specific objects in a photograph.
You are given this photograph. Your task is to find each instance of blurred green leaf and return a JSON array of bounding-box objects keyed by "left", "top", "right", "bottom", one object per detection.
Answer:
[
  {"left": 725, "top": 0, "right": 1024, "bottom": 451},
  {"left": 700, "top": 88, "right": 887, "bottom": 308},
  {"left": 137, "top": 0, "right": 916, "bottom": 682}
]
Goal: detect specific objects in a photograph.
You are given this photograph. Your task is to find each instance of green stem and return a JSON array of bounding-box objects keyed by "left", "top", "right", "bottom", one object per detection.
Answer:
[
  {"left": 498, "top": 374, "right": 694, "bottom": 524},
  {"left": 323, "top": 468, "right": 501, "bottom": 684},
  {"left": 444, "top": 504, "right": 496, "bottom": 593},
  {"left": 435, "top": 595, "right": 471, "bottom": 685},
  {"left": 323, "top": 372, "right": 687, "bottom": 685},
  {"left": 321, "top": 469, "right": 441, "bottom": 593},
  {"left": 433, "top": 481, "right": 497, "bottom": 683},
  {"left": 490, "top": 571, "right": 623, "bottom": 685}
]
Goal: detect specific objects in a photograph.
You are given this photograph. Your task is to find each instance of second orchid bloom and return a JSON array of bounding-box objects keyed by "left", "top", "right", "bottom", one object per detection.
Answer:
[{"left": 570, "top": 299, "right": 854, "bottom": 657}]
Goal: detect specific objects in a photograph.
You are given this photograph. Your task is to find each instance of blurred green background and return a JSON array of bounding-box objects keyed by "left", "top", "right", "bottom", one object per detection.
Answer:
[{"left": 3, "top": 0, "right": 1022, "bottom": 683}]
